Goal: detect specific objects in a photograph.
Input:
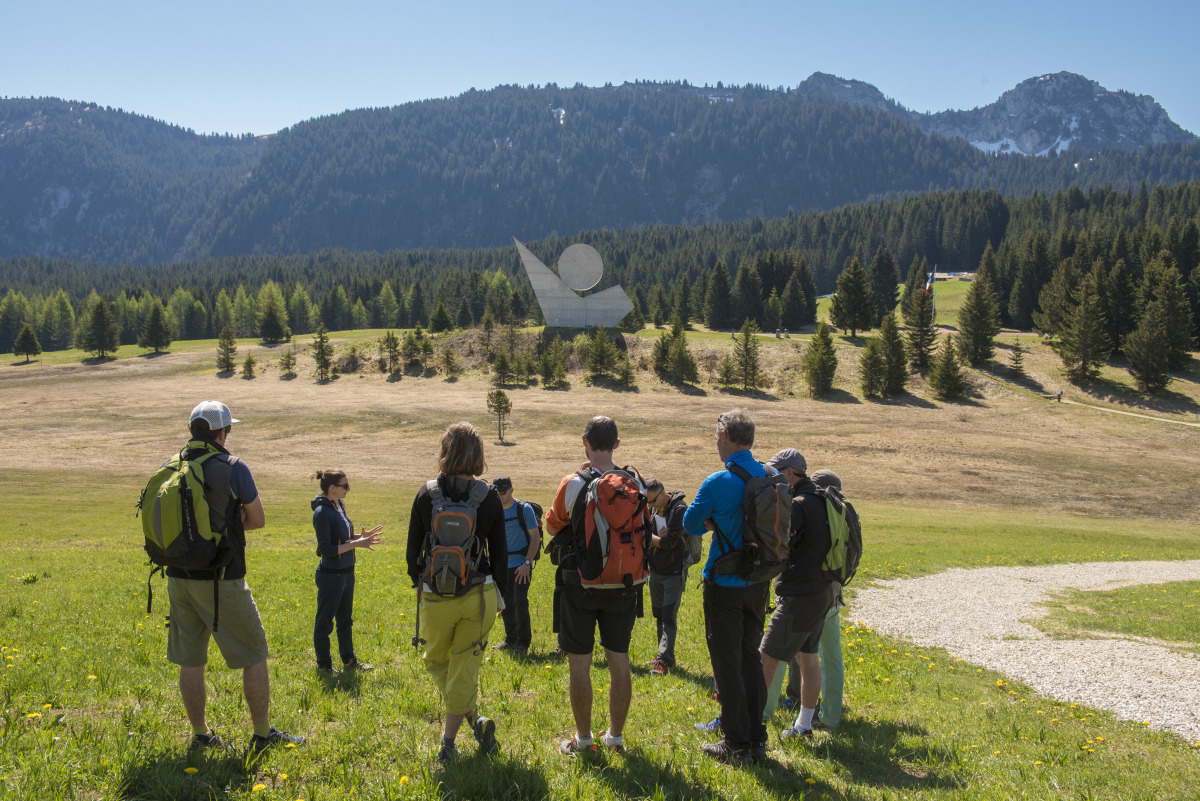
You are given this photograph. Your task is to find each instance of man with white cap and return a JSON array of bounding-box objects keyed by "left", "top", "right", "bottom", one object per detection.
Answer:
[{"left": 166, "top": 401, "right": 304, "bottom": 754}]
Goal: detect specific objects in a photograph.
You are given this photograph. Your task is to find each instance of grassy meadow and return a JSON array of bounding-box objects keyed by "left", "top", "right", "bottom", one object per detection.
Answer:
[{"left": 3, "top": 317, "right": 1200, "bottom": 800}]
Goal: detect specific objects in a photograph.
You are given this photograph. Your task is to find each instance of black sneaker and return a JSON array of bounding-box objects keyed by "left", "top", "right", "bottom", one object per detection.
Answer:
[
  {"left": 749, "top": 739, "right": 769, "bottom": 760},
  {"left": 471, "top": 715, "right": 499, "bottom": 756},
  {"left": 701, "top": 740, "right": 751, "bottom": 765},
  {"left": 189, "top": 732, "right": 223, "bottom": 752},
  {"left": 250, "top": 726, "right": 305, "bottom": 753}
]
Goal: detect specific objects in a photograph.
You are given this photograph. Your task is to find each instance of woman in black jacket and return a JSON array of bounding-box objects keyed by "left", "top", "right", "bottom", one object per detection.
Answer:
[{"left": 312, "top": 469, "right": 382, "bottom": 673}]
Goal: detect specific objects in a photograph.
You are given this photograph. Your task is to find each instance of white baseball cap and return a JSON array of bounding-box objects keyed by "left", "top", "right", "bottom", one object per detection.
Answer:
[{"left": 189, "top": 401, "right": 240, "bottom": 430}]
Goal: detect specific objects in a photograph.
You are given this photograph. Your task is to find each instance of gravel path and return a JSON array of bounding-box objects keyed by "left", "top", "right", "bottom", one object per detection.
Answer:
[{"left": 850, "top": 560, "right": 1200, "bottom": 743}]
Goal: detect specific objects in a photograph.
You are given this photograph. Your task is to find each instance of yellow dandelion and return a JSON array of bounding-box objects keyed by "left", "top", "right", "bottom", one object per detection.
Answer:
[
  {"left": 87, "top": 675, "right": 97, "bottom": 680},
  {"left": 805, "top": 778, "right": 816, "bottom": 785},
  {"left": 687, "top": 706, "right": 695, "bottom": 713},
  {"left": 1142, "top": 721, "right": 1151, "bottom": 726},
  {"left": 399, "top": 776, "right": 410, "bottom": 785},
  {"left": 279, "top": 773, "right": 288, "bottom": 780},
  {"left": 185, "top": 767, "right": 198, "bottom": 774},
  {"left": 285, "top": 742, "right": 297, "bottom": 748},
  {"left": 253, "top": 784, "right": 266, "bottom": 792},
  {"left": 1095, "top": 737, "right": 1104, "bottom": 742},
  {"left": 1035, "top": 760, "right": 1043, "bottom": 765},
  {"left": 26, "top": 713, "right": 41, "bottom": 719},
  {"left": 43, "top": 703, "right": 52, "bottom": 709}
]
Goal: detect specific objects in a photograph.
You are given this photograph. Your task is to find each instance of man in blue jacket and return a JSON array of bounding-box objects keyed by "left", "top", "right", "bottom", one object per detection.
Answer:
[{"left": 683, "top": 408, "right": 770, "bottom": 764}]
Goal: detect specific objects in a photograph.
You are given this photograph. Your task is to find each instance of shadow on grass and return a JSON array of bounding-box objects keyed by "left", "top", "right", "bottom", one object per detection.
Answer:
[
  {"left": 8, "top": 359, "right": 39, "bottom": 366},
  {"left": 440, "top": 751, "right": 551, "bottom": 798},
  {"left": 81, "top": 356, "right": 116, "bottom": 365},
  {"left": 715, "top": 387, "right": 780, "bottom": 402},
  {"left": 118, "top": 745, "right": 256, "bottom": 800},
  {"left": 874, "top": 393, "right": 938, "bottom": 409},
  {"left": 216, "top": 370, "right": 236, "bottom": 379},
  {"left": 279, "top": 373, "right": 297, "bottom": 381},
  {"left": 1076, "top": 373, "right": 1200, "bottom": 414},
  {"left": 586, "top": 376, "right": 640, "bottom": 393},
  {"left": 386, "top": 372, "right": 402, "bottom": 383},
  {"left": 313, "top": 666, "right": 367, "bottom": 698},
  {"left": 564, "top": 747, "right": 724, "bottom": 801},
  {"left": 138, "top": 351, "right": 169, "bottom": 359},
  {"left": 629, "top": 661, "right": 715, "bottom": 697}
]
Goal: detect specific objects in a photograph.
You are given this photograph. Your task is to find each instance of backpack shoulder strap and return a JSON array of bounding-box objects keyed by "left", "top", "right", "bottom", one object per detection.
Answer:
[
  {"left": 465, "top": 479, "right": 490, "bottom": 508},
  {"left": 727, "top": 461, "right": 753, "bottom": 484},
  {"left": 425, "top": 479, "right": 444, "bottom": 511}
]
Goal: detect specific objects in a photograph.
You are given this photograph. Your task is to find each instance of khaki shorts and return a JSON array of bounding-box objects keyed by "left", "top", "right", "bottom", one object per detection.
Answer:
[{"left": 167, "top": 577, "right": 269, "bottom": 669}]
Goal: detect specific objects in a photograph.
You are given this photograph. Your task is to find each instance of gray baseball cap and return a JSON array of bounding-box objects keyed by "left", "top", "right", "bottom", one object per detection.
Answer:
[
  {"left": 767, "top": 448, "right": 807, "bottom": 474},
  {"left": 811, "top": 468, "right": 842, "bottom": 491},
  {"left": 189, "top": 401, "right": 239, "bottom": 430}
]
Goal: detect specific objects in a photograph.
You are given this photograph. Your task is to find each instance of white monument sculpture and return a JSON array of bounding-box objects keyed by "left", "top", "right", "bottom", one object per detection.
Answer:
[{"left": 514, "top": 238, "right": 633, "bottom": 328}]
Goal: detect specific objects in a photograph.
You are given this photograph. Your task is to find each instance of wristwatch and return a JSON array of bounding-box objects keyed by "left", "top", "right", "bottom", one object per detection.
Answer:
[{"left": 523, "top": 559, "right": 532, "bottom": 566}]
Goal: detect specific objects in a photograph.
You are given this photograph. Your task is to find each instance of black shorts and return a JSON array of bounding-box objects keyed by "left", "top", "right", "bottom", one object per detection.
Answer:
[
  {"left": 760, "top": 587, "right": 837, "bottom": 661},
  {"left": 559, "top": 581, "right": 638, "bottom": 655}
]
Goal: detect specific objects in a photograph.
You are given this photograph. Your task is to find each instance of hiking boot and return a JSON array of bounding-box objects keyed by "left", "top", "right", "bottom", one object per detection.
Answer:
[
  {"left": 249, "top": 726, "right": 306, "bottom": 753},
  {"left": 780, "top": 725, "right": 814, "bottom": 741},
  {"left": 700, "top": 740, "right": 751, "bottom": 765},
  {"left": 437, "top": 741, "right": 459, "bottom": 764},
  {"left": 472, "top": 715, "right": 499, "bottom": 756},
  {"left": 188, "top": 732, "right": 223, "bottom": 752},
  {"left": 649, "top": 659, "right": 669, "bottom": 676},
  {"left": 598, "top": 729, "right": 625, "bottom": 753},
  {"left": 694, "top": 716, "right": 721, "bottom": 734},
  {"left": 343, "top": 659, "right": 373, "bottom": 671},
  {"left": 493, "top": 641, "right": 515, "bottom": 651},
  {"left": 559, "top": 735, "right": 596, "bottom": 755}
]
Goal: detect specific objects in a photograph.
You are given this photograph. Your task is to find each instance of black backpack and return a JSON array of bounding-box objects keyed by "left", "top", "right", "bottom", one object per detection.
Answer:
[
  {"left": 647, "top": 493, "right": 689, "bottom": 575},
  {"left": 712, "top": 463, "right": 792, "bottom": 583},
  {"left": 507, "top": 500, "right": 543, "bottom": 562}
]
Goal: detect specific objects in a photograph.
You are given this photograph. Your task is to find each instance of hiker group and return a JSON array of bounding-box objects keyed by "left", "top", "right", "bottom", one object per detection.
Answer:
[{"left": 142, "top": 402, "right": 860, "bottom": 766}]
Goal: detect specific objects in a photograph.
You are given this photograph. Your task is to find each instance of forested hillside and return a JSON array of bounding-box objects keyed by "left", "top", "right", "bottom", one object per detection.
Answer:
[
  {"left": 5, "top": 84, "right": 1200, "bottom": 264},
  {"left": 3, "top": 183, "right": 1198, "bottom": 369}
]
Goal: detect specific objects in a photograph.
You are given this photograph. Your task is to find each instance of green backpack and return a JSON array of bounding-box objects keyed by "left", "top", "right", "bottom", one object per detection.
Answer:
[
  {"left": 812, "top": 485, "right": 862, "bottom": 586},
  {"left": 138, "top": 443, "right": 236, "bottom": 628}
]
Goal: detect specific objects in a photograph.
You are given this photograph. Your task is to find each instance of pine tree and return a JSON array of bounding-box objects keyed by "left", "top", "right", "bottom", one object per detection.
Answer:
[
  {"left": 456, "top": 296, "right": 474, "bottom": 329},
  {"left": 541, "top": 337, "right": 568, "bottom": 388},
  {"left": 829, "top": 259, "right": 873, "bottom": 337},
  {"left": 797, "top": 258, "right": 818, "bottom": 325},
  {"left": 956, "top": 274, "right": 1002, "bottom": 366},
  {"left": 867, "top": 245, "right": 900, "bottom": 328},
  {"left": 859, "top": 338, "right": 886, "bottom": 397},
  {"left": 242, "top": 350, "right": 256, "bottom": 378},
  {"left": 256, "top": 281, "right": 292, "bottom": 343},
  {"left": 717, "top": 353, "right": 737, "bottom": 388},
  {"left": 232, "top": 285, "right": 256, "bottom": 337},
  {"left": 138, "top": 298, "right": 173, "bottom": 353},
  {"left": 1007, "top": 231, "right": 1051, "bottom": 330},
  {"left": 407, "top": 284, "right": 428, "bottom": 328},
  {"left": 1054, "top": 274, "right": 1111, "bottom": 382},
  {"left": 1124, "top": 301, "right": 1170, "bottom": 394},
  {"left": 401, "top": 330, "right": 420, "bottom": 366},
  {"left": 586, "top": 325, "right": 619, "bottom": 382},
  {"left": 377, "top": 282, "right": 401, "bottom": 328},
  {"left": 216, "top": 325, "right": 238, "bottom": 373},
  {"left": 1139, "top": 252, "right": 1194, "bottom": 371},
  {"left": 480, "top": 308, "right": 495, "bottom": 352},
  {"left": 76, "top": 293, "right": 120, "bottom": 359},
  {"left": 380, "top": 330, "right": 401, "bottom": 374},
  {"left": 879, "top": 312, "right": 908, "bottom": 396},
  {"left": 763, "top": 288, "right": 783, "bottom": 333},
  {"left": 928, "top": 335, "right": 967, "bottom": 400},
  {"left": 672, "top": 279, "right": 692, "bottom": 327},
  {"left": 312, "top": 324, "right": 334, "bottom": 382},
  {"left": 731, "top": 261, "right": 764, "bottom": 329},
  {"left": 900, "top": 256, "right": 928, "bottom": 326},
  {"left": 906, "top": 287, "right": 937, "bottom": 371},
  {"left": 703, "top": 262, "right": 733, "bottom": 332},
  {"left": 734, "top": 319, "right": 763, "bottom": 391},
  {"left": 1008, "top": 341, "right": 1026, "bottom": 377},
  {"left": 13, "top": 323, "right": 40, "bottom": 363},
  {"left": 486, "top": 389, "right": 511, "bottom": 443},
  {"left": 442, "top": 344, "right": 461, "bottom": 379},
  {"left": 802, "top": 322, "right": 838, "bottom": 397},
  {"left": 278, "top": 347, "right": 297, "bottom": 378},
  {"left": 780, "top": 273, "right": 806, "bottom": 331},
  {"left": 429, "top": 301, "right": 453, "bottom": 333},
  {"left": 492, "top": 348, "right": 512, "bottom": 386}
]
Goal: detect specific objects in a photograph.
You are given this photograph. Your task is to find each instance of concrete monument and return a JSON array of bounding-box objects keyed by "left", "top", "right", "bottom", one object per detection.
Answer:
[{"left": 514, "top": 238, "right": 633, "bottom": 328}]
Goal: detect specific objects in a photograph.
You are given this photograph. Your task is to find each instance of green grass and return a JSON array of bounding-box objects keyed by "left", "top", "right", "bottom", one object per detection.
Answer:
[
  {"left": 815, "top": 280, "right": 970, "bottom": 330},
  {"left": 2, "top": 477, "right": 1199, "bottom": 800},
  {"left": 1036, "top": 581, "right": 1200, "bottom": 652}
]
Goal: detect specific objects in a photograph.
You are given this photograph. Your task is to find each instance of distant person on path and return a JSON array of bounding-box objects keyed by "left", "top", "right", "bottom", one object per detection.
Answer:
[
  {"left": 684, "top": 408, "right": 771, "bottom": 764},
  {"left": 165, "top": 401, "right": 304, "bottom": 754},
  {"left": 644, "top": 477, "right": 693, "bottom": 675},
  {"left": 546, "top": 416, "right": 649, "bottom": 754},
  {"left": 493, "top": 476, "right": 540, "bottom": 655},
  {"left": 406, "top": 423, "right": 508, "bottom": 763},
  {"left": 758, "top": 449, "right": 838, "bottom": 741},
  {"left": 311, "top": 469, "right": 382, "bottom": 674}
]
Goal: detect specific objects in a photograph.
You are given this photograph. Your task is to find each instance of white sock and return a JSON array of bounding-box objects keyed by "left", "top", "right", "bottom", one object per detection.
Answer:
[
  {"left": 796, "top": 707, "right": 816, "bottom": 731},
  {"left": 575, "top": 732, "right": 594, "bottom": 745},
  {"left": 603, "top": 731, "right": 623, "bottom": 745}
]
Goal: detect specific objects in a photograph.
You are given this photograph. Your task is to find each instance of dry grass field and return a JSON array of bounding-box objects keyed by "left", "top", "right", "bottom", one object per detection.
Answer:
[{"left": 4, "top": 327, "right": 1199, "bottom": 528}]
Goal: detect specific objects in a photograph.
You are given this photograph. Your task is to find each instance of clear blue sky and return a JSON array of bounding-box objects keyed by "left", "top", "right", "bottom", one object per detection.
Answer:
[{"left": 5, "top": 0, "right": 1198, "bottom": 137}]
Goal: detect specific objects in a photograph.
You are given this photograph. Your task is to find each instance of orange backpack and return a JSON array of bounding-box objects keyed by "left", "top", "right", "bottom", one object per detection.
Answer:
[{"left": 571, "top": 467, "right": 651, "bottom": 589}]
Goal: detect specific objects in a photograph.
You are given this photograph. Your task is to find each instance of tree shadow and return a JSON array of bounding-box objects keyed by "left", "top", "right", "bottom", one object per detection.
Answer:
[
  {"left": 542, "top": 381, "right": 573, "bottom": 392},
  {"left": 138, "top": 351, "right": 169, "bottom": 359},
  {"left": 677, "top": 383, "right": 708, "bottom": 396},
  {"left": 117, "top": 744, "right": 256, "bottom": 800},
  {"left": 874, "top": 393, "right": 938, "bottom": 409},
  {"left": 443, "top": 376, "right": 460, "bottom": 383},
  {"left": 386, "top": 372, "right": 403, "bottom": 383},
  {"left": 279, "top": 373, "right": 297, "bottom": 381},
  {"left": 81, "top": 356, "right": 115, "bottom": 365},
  {"left": 815, "top": 388, "right": 862, "bottom": 404},
  {"left": 216, "top": 370, "right": 236, "bottom": 379},
  {"left": 715, "top": 387, "right": 780, "bottom": 402},
  {"left": 587, "top": 376, "right": 640, "bottom": 393},
  {"left": 1076, "top": 373, "right": 1200, "bottom": 414},
  {"left": 8, "top": 359, "right": 39, "bottom": 366}
]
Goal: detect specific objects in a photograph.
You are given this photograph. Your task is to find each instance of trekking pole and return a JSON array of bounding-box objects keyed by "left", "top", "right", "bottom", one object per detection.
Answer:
[{"left": 411, "top": 587, "right": 425, "bottom": 649}]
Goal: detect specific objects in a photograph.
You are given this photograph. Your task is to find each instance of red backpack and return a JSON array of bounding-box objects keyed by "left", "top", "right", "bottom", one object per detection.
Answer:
[{"left": 570, "top": 467, "right": 651, "bottom": 589}]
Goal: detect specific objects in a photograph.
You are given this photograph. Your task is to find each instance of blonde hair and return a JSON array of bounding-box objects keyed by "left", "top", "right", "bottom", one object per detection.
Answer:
[{"left": 437, "top": 422, "right": 486, "bottom": 477}]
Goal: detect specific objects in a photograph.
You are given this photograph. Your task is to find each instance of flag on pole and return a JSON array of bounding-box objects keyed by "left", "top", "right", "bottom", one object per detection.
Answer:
[{"left": 924, "top": 264, "right": 936, "bottom": 294}]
